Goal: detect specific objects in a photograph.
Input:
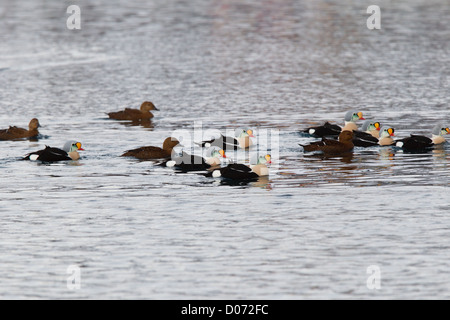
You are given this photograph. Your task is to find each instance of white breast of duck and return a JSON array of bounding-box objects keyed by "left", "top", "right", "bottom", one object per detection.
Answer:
[
  {"left": 379, "top": 127, "right": 395, "bottom": 146},
  {"left": 249, "top": 154, "right": 271, "bottom": 176},
  {"left": 235, "top": 128, "right": 254, "bottom": 148},
  {"left": 64, "top": 141, "right": 84, "bottom": 160},
  {"left": 431, "top": 125, "right": 450, "bottom": 144},
  {"left": 205, "top": 146, "right": 226, "bottom": 166}
]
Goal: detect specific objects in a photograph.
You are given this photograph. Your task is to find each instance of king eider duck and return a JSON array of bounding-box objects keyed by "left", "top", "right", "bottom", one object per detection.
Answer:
[
  {"left": 0, "top": 118, "right": 41, "bottom": 141},
  {"left": 300, "top": 130, "right": 354, "bottom": 154},
  {"left": 165, "top": 146, "right": 226, "bottom": 171},
  {"left": 395, "top": 125, "right": 450, "bottom": 152},
  {"left": 198, "top": 128, "right": 254, "bottom": 151},
  {"left": 23, "top": 141, "right": 84, "bottom": 162},
  {"left": 211, "top": 154, "right": 271, "bottom": 180},
  {"left": 108, "top": 101, "right": 158, "bottom": 121},
  {"left": 352, "top": 120, "right": 382, "bottom": 147},
  {"left": 121, "top": 137, "right": 180, "bottom": 160},
  {"left": 378, "top": 127, "right": 396, "bottom": 146},
  {"left": 303, "top": 110, "right": 365, "bottom": 138}
]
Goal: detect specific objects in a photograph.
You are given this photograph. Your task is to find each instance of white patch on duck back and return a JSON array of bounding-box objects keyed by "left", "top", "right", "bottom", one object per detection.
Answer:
[
  {"left": 212, "top": 170, "right": 222, "bottom": 178},
  {"left": 396, "top": 141, "right": 404, "bottom": 148},
  {"left": 166, "top": 160, "right": 176, "bottom": 167},
  {"left": 30, "top": 154, "right": 39, "bottom": 161},
  {"left": 308, "top": 128, "right": 316, "bottom": 135}
]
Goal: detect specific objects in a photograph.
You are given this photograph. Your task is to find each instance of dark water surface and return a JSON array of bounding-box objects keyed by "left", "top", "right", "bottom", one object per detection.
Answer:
[{"left": 0, "top": 0, "right": 449, "bottom": 299}]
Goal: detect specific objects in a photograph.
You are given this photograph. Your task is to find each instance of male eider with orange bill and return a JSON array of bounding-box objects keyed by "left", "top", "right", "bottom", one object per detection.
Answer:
[
  {"left": 165, "top": 146, "right": 226, "bottom": 171},
  {"left": 108, "top": 101, "right": 158, "bottom": 121},
  {"left": 23, "top": 141, "right": 84, "bottom": 162},
  {"left": 198, "top": 128, "right": 254, "bottom": 151},
  {"left": 211, "top": 154, "right": 271, "bottom": 180},
  {"left": 0, "top": 118, "right": 41, "bottom": 141},
  {"left": 395, "top": 125, "right": 449, "bottom": 152},
  {"left": 303, "top": 110, "right": 365, "bottom": 138},
  {"left": 352, "top": 120, "right": 382, "bottom": 147}
]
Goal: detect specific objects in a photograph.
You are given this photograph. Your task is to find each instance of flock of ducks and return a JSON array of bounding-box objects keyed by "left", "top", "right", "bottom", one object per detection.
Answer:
[
  {"left": 1, "top": 105, "right": 449, "bottom": 181},
  {"left": 0, "top": 101, "right": 271, "bottom": 181},
  {"left": 301, "top": 110, "right": 449, "bottom": 154}
]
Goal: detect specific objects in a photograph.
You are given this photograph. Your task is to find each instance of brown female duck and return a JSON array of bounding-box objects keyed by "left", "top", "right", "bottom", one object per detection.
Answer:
[
  {"left": 108, "top": 101, "right": 158, "bottom": 121},
  {"left": 300, "top": 130, "right": 354, "bottom": 154},
  {"left": 121, "top": 137, "right": 180, "bottom": 160},
  {"left": 0, "top": 118, "right": 40, "bottom": 140}
]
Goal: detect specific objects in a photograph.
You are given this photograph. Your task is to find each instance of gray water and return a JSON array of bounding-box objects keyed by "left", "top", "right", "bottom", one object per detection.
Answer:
[{"left": 0, "top": 0, "right": 449, "bottom": 300}]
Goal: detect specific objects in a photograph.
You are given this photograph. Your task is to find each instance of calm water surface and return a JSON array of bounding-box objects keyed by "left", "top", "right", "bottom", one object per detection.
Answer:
[{"left": 0, "top": 0, "right": 449, "bottom": 299}]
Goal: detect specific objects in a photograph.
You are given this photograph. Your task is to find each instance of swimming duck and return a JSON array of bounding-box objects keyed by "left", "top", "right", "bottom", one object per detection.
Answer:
[
  {"left": 395, "top": 125, "right": 449, "bottom": 152},
  {"left": 352, "top": 120, "right": 382, "bottom": 147},
  {"left": 108, "top": 101, "right": 158, "bottom": 121},
  {"left": 0, "top": 118, "right": 40, "bottom": 140},
  {"left": 430, "top": 125, "right": 450, "bottom": 144},
  {"left": 378, "top": 127, "right": 396, "bottom": 146},
  {"left": 165, "top": 146, "right": 226, "bottom": 171},
  {"left": 121, "top": 137, "right": 180, "bottom": 160},
  {"left": 211, "top": 154, "right": 271, "bottom": 180},
  {"left": 303, "top": 110, "right": 365, "bottom": 138},
  {"left": 300, "top": 130, "right": 354, "bottom": 154},
  {"left": 23, "top": 141, "right": 84, "bottom": 162},
  {"left": 198, "top": 128, "right": 254, "bottom": 150}
]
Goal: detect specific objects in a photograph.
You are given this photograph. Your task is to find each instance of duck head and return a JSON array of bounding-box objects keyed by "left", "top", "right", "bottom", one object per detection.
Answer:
[
  {"left": 432, "top": 125, "right": 450, "bottom": 137},
  {"left": 29, "top": 118, "right": 41, "bottom": 130},
  {"left": 162, "top": 137, "right": 180, "bottom": 151},
  {"left": 262, "top": 154, "right": 272, "bottom": 164},
  {"left": 140, "top": 101, "right": 159, "bottom": 112},
  {"left": 69, "top": 142, "right": 84, "bottom": 152},
  {"left": 206, "top": 146, "right": 226, "bottom": 158},
  {"left": 234, "top": 128, "right": 255, "bottom": 138},
  {"left": 379, "top": 127, "right": 395, "bottom": 139},
  {"left": 338, "top": 130, "right": 354, "bottom": 142},
  {"left": 250, "top": 153, "right": 272, "bottom": 165},
  {"left": 62, "top": 141, "right": 84, "bottom": 152},
  {"left": 345, "top": 110, "right": 365, "bottom": 123},
  {"left": 361, "top": 120, "right": 381, "bottom": 133}
]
